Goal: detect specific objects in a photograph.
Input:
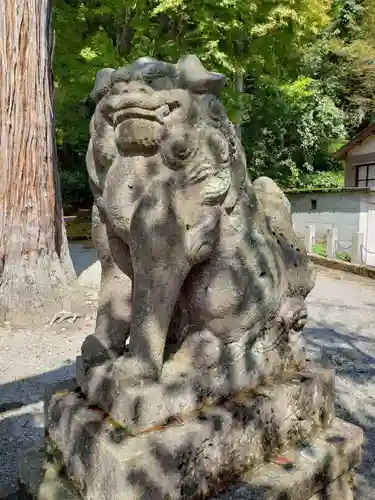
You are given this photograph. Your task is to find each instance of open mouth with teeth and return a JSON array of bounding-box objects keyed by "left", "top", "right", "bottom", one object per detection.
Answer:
[
  {"left": 113, "top": 105, "right": 171, "bottom": 128},
  {"left": 114, "top": 104, "right": 175, "bottom": 152},
  {"left": 111, "top": 95, "right": 186, "bottom": 152}
]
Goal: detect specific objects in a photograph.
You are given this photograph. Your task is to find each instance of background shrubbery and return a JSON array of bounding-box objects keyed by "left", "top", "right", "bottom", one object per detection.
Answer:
[{"left": 54, "top": 0, "right": 375, "bottom": 212}]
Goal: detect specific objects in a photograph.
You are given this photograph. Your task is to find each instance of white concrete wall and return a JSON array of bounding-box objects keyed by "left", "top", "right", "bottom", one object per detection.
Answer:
[
  {"left": 289, "top": 192, "right": 363, "bottom": 248},
  {"left": 348, "top": 135, "right": 375, "bottom": 156}
]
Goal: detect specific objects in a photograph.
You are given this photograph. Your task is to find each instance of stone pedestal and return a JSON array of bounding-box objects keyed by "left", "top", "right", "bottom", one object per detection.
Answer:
[
  {"left": 18, "top": 420, "right": 361, "bottom": 500},
  {"left": 17, "top": 366, "right": 363, "bottom": 500}
]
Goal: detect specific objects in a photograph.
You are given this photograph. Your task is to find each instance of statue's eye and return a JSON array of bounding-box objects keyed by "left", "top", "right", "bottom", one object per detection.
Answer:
[{"left": 161, "top": 127, "right": 198, "bottom": 169}]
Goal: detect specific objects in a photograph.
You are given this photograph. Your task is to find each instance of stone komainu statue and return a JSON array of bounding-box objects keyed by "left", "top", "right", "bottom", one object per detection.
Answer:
[
  {"left": 81, "top": 55, "right": 316, "bottom": 380},
  {"left": 17, "top": 55, "right": 362, "bottom": 500}
]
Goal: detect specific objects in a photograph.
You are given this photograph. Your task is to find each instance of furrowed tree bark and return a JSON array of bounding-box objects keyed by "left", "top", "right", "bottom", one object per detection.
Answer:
[{"left": 0, "top": 0, "right": 76, "bottom": 324}]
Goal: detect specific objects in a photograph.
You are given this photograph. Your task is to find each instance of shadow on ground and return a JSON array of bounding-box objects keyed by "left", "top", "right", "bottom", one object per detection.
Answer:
[
  {"left": 304, "top": 313, "right": 375, "bottom": 498},
  {"left": 0, "top": 363, "right": 76, "bottom": 498},
  {"left": 68, "top": 242, "right": 97, "bottom": 278}
]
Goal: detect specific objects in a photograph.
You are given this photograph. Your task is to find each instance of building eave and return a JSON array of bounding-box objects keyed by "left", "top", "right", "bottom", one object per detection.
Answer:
[{"left": 333, "top": 123, "right": 375, "bottom": 160}]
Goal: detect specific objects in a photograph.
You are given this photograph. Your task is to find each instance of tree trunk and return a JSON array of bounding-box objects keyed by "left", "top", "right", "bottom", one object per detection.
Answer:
[{"left": 0, "top": 0, "right": 76, "bottom": 325}]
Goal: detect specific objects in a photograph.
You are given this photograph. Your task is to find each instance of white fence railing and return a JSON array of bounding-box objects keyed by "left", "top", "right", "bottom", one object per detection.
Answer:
[{"left": 296, "top": 224, "right": 375, "bottom": 265}]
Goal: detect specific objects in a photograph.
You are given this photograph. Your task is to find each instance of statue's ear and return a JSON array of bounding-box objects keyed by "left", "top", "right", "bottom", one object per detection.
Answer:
[
  {"left": 89, "top": 68, "right": 115, "bottom": 104},
  {"left": 177, "top": 55, "right": 225, "bottom": 96}
]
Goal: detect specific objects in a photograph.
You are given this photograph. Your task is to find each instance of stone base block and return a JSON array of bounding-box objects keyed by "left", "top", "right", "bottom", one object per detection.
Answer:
[
  {"left": 43, "top": 378, "right": 77, "bottom": 427},
  {"left": 213, "top": 418, "right": 362, "bottom": 500},
  {"left": 18, "top": 419, "right": 362, "bottom": 500},
  {"left": 17, "top": 447, "right": 79, "bottom": 500},
  {"left": 309, "top": 473, "right": 354, "bottom": 500},
  {"left": 44, "top": 370, "right": 335, "bottom": 500},
  {"left": 75, "top": 330, "right": 315, "bottom": 433}
]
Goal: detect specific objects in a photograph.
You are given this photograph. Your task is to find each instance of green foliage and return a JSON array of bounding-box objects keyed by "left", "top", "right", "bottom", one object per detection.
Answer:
[
  {"left": 302, "top": 0, "right": 375, "bottom": 135},
  {"left": 295, "top": 171, "right": 345, "bottom": 189},
  {"left": 313, "top": 240, "right": 351, "bottom": 262},
  {"left": 241, "top": 76, "right": 346, "bottom": 186},
  {"left": 313, "top": 241, "right": 327, "bottom": 257},
  {"left": 330, "top": 0, "right": 364, "bottom": 40},
  {"left": 53, "top": 0, "right": 122, "bottom": 151},
  {"left": 59, "top": 167, "right": 92, "bottom": 213},
  {"left": 53, "top": 0, "right": 375, "bottom": 210}
]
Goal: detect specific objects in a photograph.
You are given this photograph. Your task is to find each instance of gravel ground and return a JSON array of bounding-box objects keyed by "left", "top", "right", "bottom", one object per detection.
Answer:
[
  {"left": 0, "top": 244, "right": 375, "bottom": 498},
  {"left": 304, "top": 267, "right": 375, "bottom": 499}
]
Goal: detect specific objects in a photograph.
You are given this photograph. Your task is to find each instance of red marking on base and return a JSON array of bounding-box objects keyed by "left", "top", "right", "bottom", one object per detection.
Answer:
[{"left": 275, "top": 456, "right": 291, "bottom": 465}]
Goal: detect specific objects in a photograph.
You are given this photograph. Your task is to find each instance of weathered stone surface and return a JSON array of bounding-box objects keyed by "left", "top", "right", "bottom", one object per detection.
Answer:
[
  {"left": 76, "top": 324, "right": 312, "bottom": 431},
  {"left": 45, "top": 371, "right": 334, "bottom": 500},
  {"left": 82, "top": 54, "right": 316, "bottom": 390},
  {"left": 18, "top": 418, "right": 362, "bottom": 500},
  {"left": 213, "top": 419, "right": 362, "bottom": 500},
  {"left": 309, "top": 473, "right": 354, "bottom": 500},
  {"left": 17, "top": 447, "right": 79, "bottom": 500},
  {"left": 43, "top": 378, "right": 77, "bottom": 429}
]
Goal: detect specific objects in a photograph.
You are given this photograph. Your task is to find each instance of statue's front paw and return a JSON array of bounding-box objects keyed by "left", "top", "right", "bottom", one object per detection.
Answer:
[
  {"left": 81, "top": 333, "right": 113, "bottom": 371},
  {"left": 277, "top": 297, "right": 308, "bottom": 333},
  {"left": 162, "top": 330, "right": 223, "bottom": 378},
  {"left": 113, "top": 353, "right": 159, "bottom": 383}
]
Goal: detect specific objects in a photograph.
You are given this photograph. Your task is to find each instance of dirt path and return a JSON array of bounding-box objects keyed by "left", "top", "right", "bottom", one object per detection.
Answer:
[
  {"left": 0, "top": 246, "right": 374, "bottom": 497},
  {"left": 305, "top": 267, "right": 375, "bottom": 499},
  {"left": 0, "top": 243, "right": 98, "bottom": 497}
]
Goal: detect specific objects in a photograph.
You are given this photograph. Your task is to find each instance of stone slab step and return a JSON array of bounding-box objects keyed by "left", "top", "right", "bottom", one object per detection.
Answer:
[{"left": 17, "top": 418, "right": 362, "bottom": 500}]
